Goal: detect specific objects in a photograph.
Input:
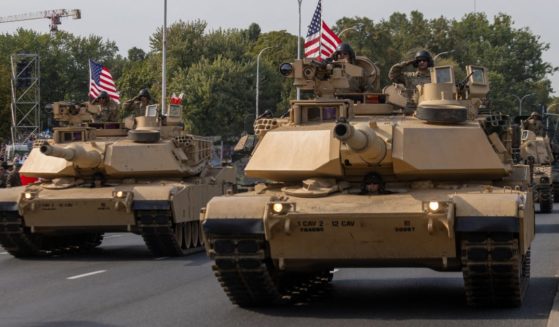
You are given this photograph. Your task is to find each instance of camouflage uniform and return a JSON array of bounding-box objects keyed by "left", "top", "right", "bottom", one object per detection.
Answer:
[
  {"left": 88, "top": 100, "right": 119, "bottom": 123},
  {"left": 123, "top": 99, "right": 152, "bottom": 117},
  {"left": 388, "top": 59, "right": 432, "bottom": 90},
  {"left": 523, "top": 116, "right": 545, "bottom": 136}
]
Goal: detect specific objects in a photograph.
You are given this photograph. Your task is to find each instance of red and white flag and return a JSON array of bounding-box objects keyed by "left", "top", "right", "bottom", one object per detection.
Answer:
[
  {"left": 88, "top": 59, "right": 120, "bottom": 103},
  {"left": 304, "top": 0, "right": 341, "bottom": 60}
]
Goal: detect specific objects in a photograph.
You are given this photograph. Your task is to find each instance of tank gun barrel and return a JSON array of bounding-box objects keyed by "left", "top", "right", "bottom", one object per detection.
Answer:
[
  {"left": 333, "top": 120, "right": 387, "bottom": 164},
  {"left": 40, "top": 144, "right": 102, "bottom": 169},
  {"left": 334, "top": 121, "right": 368, "bottom": 151}
]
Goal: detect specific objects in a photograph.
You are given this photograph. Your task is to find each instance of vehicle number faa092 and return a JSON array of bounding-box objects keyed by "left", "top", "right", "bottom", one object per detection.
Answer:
[{"left": 296, "top": 219, "right": 355, "bottom": 233}]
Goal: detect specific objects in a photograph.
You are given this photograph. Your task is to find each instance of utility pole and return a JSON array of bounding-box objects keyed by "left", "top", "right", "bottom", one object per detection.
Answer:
[
  {"left": 162, "top": 0, "right": 167, "bottom": 115},
  {"left": 297, "top": 0, "right": 302, "bottom": 100}
]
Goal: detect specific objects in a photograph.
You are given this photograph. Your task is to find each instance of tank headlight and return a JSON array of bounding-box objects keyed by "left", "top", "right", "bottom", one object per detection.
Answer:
[
  {"left": 269, "top": 202, "right": 294, "bottom": 215},
  {"left": 428, "top": 201, "right": 440, "bottom": 212},
  {"left": 272, "top": 203, "right": 284, "bottom": 214},
  {"left": 113, "top": 190, "right": 130, "bottom": 199},
  {"left": 24, "top": 192, "right": 33, "bottom": 200}
]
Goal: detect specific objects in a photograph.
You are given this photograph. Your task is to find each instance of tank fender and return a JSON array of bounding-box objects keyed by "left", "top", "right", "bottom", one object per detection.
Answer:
[
  {"left": 0, "top": 187, "right": 26, "bottom": 210},
  {"left": 202, "top": 195, "right": 271, "bottom": 235},
  {"left": 453, "top": 193, "right": 523, "bottom": 233}
]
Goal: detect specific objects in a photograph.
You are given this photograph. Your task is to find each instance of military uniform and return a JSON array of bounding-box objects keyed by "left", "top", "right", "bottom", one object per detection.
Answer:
[
  {"left": 388, "top": 59, "right": 432, "bottom": 89},
  {"left": 88, "top": 100, "right": 119, "bottom": 123},
  {"left": 523, "top": 117, "right": 545, "bottom": 136},
  {"left": 123, "top": 99, "right": 152, "bottom": 117}
]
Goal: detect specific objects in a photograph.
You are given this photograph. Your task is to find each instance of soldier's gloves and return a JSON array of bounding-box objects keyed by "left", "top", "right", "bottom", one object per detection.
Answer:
[{"left": 406, "top": 59, "right": 417, "bottom": 66}]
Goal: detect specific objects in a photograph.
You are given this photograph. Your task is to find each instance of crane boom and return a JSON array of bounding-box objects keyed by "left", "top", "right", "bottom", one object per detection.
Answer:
[{"left": 0, "top": 9, "right": 81, "bottom": 23}]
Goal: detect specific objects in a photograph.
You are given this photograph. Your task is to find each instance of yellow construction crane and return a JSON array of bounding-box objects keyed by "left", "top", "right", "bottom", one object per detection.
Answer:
[{"left": 0, "top": 9, "right": 81, "bottom": 33}]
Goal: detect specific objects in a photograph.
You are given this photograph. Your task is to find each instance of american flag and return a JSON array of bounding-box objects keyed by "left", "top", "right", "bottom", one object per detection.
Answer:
[
  {"left": 89, "top": 59, "right": 120, "bottom": 103},
  {"left": 304, "top": 0, "right": 341, "bottom": 60}
]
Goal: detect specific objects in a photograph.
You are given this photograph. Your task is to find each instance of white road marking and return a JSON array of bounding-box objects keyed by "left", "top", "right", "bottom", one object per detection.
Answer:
[
  {"left": 67, "top": 270, "right": 107, "bottom": 280},
  {"left": 0, "top": 252, "right": 8, "bottom": 255},
  {"left": 103, "top": 234, "right": 122, "bottom": 239},
  {"left": 333, "top": 269, "right": 340, "bottom": 273},
  {"left": 155, "top": 257, "right": 169, "bottom": 261}
]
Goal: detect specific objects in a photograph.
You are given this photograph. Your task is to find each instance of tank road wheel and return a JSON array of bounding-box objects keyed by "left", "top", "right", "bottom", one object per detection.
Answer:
[
  {"left": 136, "top": 211, "right": 203, "bottom": 257},
  {"left": 553, "top": 183, "right": 559, "bottom": 203},
  {"left": 207, "top": 235, "right": 333, "bottom": 307},
  {"left": 540, "top": 198, "right": 553, "bottom": 213},
  {"left": 461, "top": 233, "right": 530, "bottom": 307},
  {"left": 191, "top": 221, "right": 200, "bottom": 247},
  {"left": 0, "top": 211, "right": 43, "bottom": 258},
  {"left": 184, "top": 222, "right": 193, "bottom": 248},
  {"left": 539, "top": 188, "right": 553, "bottom": 213},
  {"left": 137, "top": 210, "right": 184, "bottom": 257},
  {"left": 198, "top": 222, "right": 205, "bottom": 246},
  {"left": 174, "top": 222, "right": 186, "bottom": 249}
]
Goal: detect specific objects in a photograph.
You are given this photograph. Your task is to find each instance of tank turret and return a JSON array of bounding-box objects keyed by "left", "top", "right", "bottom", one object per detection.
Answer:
[{"left": 202, "top": 54, "right": 535, "bottom": 308}]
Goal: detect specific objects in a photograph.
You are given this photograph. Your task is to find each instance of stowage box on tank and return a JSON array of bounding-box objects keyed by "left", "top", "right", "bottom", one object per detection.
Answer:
[{"left": 201, "top": 57, "right": 535, "bottom": 307}]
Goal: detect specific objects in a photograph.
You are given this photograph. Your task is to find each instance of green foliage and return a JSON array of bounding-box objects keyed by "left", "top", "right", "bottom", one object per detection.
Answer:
[
  {"left": 336, "top": 12, "right": 556, "bottom": 115},
  {"left": 171, "top": 56, "right": 254, "bottom": 138},
  {"left": 0, "top": 12, "right": 556, "bottom": 142}
]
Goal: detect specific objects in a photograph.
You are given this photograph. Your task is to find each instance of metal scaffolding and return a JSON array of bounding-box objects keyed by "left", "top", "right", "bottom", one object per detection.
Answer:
[{"left": 10, "top": 53, "right": 40, "bottom": 145}]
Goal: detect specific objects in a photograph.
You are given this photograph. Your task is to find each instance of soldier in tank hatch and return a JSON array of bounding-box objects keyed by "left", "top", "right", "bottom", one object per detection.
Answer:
[
  {"left": 88, "top": 91, "right": 119, "bottom": 123},
  {"left": 388, "top": 50, "right": 433, "bottom": 90}
]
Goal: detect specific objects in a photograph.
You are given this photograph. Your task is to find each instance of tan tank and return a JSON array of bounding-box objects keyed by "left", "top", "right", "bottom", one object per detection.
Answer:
[
  {"left": 517, "top": 117, "right": 555, "bottom": 212},
  {"left": 0, "top": 102, "right": 235, "bottom": 257},
  {"left": 201, "top": 58, "right": 535, "bottom": 307}
]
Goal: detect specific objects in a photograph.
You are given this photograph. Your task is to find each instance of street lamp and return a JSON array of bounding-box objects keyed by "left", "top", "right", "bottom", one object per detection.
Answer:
[
  {"left": 338, "top": 26, "right": 359, "bottom": 38},
  {"left": 162, "top": 0, "right": 168, "bottom": 113},
  {"left": 512, "top": 93, "right": 534, "bottom": 116},
  {"left": 256, "top": 46, "right": 274, "bottom": 119},
  {"left": 433, "top": 50, "right": 455, "bottom": 62}
]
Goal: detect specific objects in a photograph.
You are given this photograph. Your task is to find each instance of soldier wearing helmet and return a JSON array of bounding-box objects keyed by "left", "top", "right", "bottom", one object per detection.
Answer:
[
  {"left": 331, "top": 43, "right": 377, "bottom": 92},
  {"left": 388, "top": 50, "right": 433, "bottom": 90},
  {"left": 124, "top": 88, "right": 154, "bottom": 117},
  {"left": 523, "top": 111, "right": 545, "bottom": 136},
  {"left": 333, "top": 43, "right": 356, "bottom": 64},
  {"left": 87, "top": 91, "right": 119, "bottom": 123}
]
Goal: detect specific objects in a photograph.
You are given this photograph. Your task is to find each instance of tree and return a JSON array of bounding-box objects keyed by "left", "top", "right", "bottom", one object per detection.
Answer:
[{"left": 170, "top": 56, "right": 254, "bottom": 138}]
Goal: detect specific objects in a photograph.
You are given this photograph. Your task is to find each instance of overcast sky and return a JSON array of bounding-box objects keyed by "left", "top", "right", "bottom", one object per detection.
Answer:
[{"left": 1, "top": 0, "right": 557, "bottom": 94}]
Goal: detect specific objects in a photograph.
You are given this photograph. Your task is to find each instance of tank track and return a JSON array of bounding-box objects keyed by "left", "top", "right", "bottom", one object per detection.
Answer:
[
  {"left": 208, "top": 235, "right": 332, "bottom": 307},
  {"left": 0, "top": 211, "right": 103, "bottom": 258},
  {"left": 136, "top": 210, "right": 202, "bottom": 257},
  {"left": 553, "top": 182, "right": 559, "bottom": 203},
  {"left": 461, "top": 233, "right": 530, "bottom": 307},
  {"left": 538, "top": 186, "right": 553, "bottom": 213}
]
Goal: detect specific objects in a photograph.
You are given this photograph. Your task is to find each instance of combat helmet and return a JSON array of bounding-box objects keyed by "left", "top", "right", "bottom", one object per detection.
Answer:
[
  {"left": 413, "top": 50, "right": 434, "bottom": 68},
  {"left": 137, "top": 88, "right": 152, "bottom": 101},
  {"left": 333, "top": 43, "right": 356, "bottom": 64},
  {"left": 92, "top": 91, "right": 109, "bottom": 104}
]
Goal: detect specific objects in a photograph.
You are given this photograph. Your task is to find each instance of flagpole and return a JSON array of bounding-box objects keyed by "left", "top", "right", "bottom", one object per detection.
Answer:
[
  {"left": 297, "top": 0, "right": 302, "bottom": 100},
  {"left": 162, "top": 0, "right": 167, "bottom": 115}
]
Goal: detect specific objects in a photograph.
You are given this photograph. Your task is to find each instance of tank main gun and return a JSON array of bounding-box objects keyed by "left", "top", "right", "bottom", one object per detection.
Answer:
[
  {"left": 333, "top": 119, "right": 387, "bottom": 165},
  {"left": 40, "top": 143, "right": 102, "bottom": 169}
]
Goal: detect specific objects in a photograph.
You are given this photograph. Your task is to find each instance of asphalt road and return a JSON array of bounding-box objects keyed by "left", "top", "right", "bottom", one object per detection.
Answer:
[{"left": 1, "top": 210, "right": 558, "bottom": 327}]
